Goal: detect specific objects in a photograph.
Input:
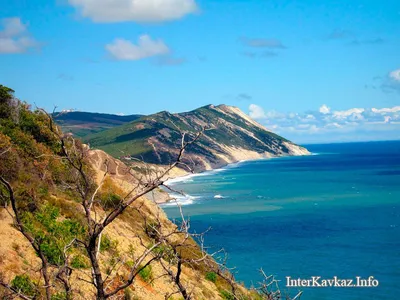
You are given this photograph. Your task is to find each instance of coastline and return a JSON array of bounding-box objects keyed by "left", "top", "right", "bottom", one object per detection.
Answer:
[{"left": 156, "top": 150, "right": 312, "bottom": 205}]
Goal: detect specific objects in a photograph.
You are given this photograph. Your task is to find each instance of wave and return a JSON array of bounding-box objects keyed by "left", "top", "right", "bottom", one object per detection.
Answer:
[
  {"left": 165, "top": 159, "right": 255, "bottom": 186},
  {"left": 214, "top": 194, "right": 224, "bottom": 199},
  {"left": 165, "top": 167, "right": 230, "bottom": 185},
  {"left": 161, "top": 193, "right": 200, "bottom": 207}
]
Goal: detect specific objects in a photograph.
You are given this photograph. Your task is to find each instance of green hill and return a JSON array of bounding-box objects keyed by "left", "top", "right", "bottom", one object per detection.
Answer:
[
  {"left": 54, "top": 111, "right": 142, "bottom": 137},
  {"left": 85, "top": 104, "right": 309, "bottom": 171}
]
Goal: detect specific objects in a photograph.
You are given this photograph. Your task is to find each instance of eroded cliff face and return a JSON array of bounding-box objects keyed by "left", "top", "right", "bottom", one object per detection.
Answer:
[{"left": 87, "top": 104, "right": 310, "bottom": 172}]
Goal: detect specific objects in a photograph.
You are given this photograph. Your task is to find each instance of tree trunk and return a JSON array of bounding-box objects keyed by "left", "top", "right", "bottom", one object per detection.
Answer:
[{"left": 87, "top": 238, "right": 106, "bottom": 299}]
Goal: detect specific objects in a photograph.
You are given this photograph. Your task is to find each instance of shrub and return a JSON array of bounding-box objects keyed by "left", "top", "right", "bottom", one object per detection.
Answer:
[
  {"left": 100, "top": 193, "right": 122, "bottom": 210},
  {"left": 99, "top": 234, "right": 117, "bottom": 252},
  {"left": 126, "top": 260, "right": 135, "bottom": 268},
  {"left": 151, "top": 244, "right": 176, "bottom": 263},
  {"left": 22, "top": 204, "right": 85, "bottom": 266},
  {"left": 10, "top": 275, "right": 36, "bottom": 297},
  {"left": 40, "top": 241, "right": 63, "bottom": 266},
  {"left": 138, "top": 265, "right": 153, "bottom": 283},
  {"left": 71, "top": 254, "right": 88, "bottom": 269},
  {"left": 205, "top": 271, "right": 217, "bottom": 283},
  {"left": 219, "top": 289, "right": 235, "bottom": 300},
  {"left": 99, "top": 178, "right": 124, "bottom": 209}
]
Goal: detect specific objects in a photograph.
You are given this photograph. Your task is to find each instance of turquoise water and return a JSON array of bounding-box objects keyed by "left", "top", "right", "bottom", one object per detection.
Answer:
[{"left": 162, "top": 141, "right": 400, "bottom": 300}]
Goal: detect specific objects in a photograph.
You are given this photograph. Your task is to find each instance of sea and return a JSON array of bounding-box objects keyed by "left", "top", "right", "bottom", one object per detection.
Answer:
[{"left": 162, "top": 141, "right": 400, "bottom": 300}]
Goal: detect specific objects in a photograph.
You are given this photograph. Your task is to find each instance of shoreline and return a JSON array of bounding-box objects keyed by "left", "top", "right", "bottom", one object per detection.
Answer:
[{"left": 157, "top": 152, "right": 312, "bottom": 205}]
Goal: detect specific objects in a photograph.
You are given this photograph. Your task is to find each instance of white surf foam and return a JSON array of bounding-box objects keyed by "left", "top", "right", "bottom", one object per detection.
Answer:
[{"left": 161, "top": 193, "right": 200, "bottom": 207}]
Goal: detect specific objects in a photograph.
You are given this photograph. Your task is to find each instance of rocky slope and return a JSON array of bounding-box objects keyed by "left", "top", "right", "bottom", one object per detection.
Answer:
[
  {"left": 0, "top": 148, "right": 253, "bottom": 299},
  {"left": 85, "top": 104, "right": 310, "bottom": 172}
]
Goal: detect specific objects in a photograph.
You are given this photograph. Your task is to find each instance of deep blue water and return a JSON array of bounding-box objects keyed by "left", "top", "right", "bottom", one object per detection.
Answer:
[{"left": 162, "top": 141, "right": 400, "bottom": 300}]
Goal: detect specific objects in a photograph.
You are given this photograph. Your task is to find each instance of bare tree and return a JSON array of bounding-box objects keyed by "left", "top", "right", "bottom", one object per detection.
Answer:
[
  {"left": 0, "top": 176, "right": 53, "bottom": 300},
  {"left": 258, "top": 269, "right": 302, "bottom": 300}
]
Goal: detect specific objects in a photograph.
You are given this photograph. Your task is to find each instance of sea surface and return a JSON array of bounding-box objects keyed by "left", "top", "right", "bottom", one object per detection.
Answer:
[{"left": 162, "top": 141, "right": 400, "bottom": 300}]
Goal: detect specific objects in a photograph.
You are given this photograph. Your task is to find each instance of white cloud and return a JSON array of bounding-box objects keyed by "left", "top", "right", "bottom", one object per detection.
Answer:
[
  {"left": 247, "top": 104, "right": 400, "bottom": 143},
  {"left": 389, "top": 69, "right": 400, "bottom": 81},
  {"left": 332, "top": 108, "right": 364, "bottom": 119},
  {"left": 0, "top": 18, "right": 38, "bottom": 54},
  {"left": 68, "top": 0, "right": 198, "bottom": 23},
  {"left": 319, "top": 104, "right": 330, "bottom": 114},
  {"left": 106, "top": 35, "right": 169, "bottom": 60},
  {"left": 248, "top": 104, "right": 266, "bottom": 119},
  {"left": 305, "top": 114, "right": 316, "bottom": 119},
  {"left": 371, "top": 106, "right": 400, "bottom": 114},
  {"left": 381, "top": 68, "right": 400, "bottom": 93}
]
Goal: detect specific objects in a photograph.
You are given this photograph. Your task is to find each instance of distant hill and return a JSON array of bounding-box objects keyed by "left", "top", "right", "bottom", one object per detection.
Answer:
[
  {"left": 54, "top": 111, "right": 142, "bottom": 137},
  {"left": 84, "top": 104, "right": 310, "bottom": 171}
]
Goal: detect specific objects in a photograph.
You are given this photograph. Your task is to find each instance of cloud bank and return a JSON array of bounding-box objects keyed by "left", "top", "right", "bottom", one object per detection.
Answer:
[
  {"left": 0, "top": 18, "right": 38, "bottom": 54},
  {"left": 248, "top": 104, "right": 400, "bottom": 143},
  {"left": 68, "top": 0, "right": 198, "bottom": 23},
  {"left": 106, "top": 35, "right": 169, "bottom": 60}
]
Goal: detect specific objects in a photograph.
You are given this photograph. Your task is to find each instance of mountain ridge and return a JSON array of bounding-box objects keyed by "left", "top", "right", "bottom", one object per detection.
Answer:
[
  {"left": 54, "top": 111, "right": 142, "bottom": 137},
  {"left": 82, "top": 104, "right": 310, "bottom": 172}
]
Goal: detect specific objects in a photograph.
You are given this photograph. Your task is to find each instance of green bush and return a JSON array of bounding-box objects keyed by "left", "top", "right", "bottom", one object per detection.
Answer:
[
  {"left": 100, "top": 234, "right": 111, "bottom": 252},
  {"left": 151, "top": 244, "right": 176, "bottom": 263},
  {"left": 40, "top": 241, "right": 63, "bottom": 266},
  {"left": 126, "top": 260, "right": 135, "bottom": 268},
  {"left": 138, "top": 265, "right": 153, "bottom": 283},
  {"left": 100, "top": 193, "right": 122, "bottom": 209},
  {"left": 22, "top": 205, "right": 85, "bottom": 266},
  {"left": 220, "top": 289, "right": 235, "bottom": 300},
  {"left": 10, "top": 275, "right": 36, "bottom": 297},
  {"left": 99, "top": 234, "right": 119, "bottom": 255},
  {"left": 205, "top": 271, "right": 217, "bottom": 283},
  {"left": 71, "top": 254, "right": 88, "bottom": 269}
]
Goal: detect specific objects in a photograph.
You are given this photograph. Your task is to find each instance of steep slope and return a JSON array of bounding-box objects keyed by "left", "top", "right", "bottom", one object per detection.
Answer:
[
  {"left": 0, "top": 148, "right": 252, "bottom": 299},
  {"left": 54, "top": 111, "right": 142, "bottom": 137},
  {"left": 0, "top": 86, "right": 260, "bottom": 299},
  {"left": 86, "top": 104, "right": 310, "bottom": 171}
]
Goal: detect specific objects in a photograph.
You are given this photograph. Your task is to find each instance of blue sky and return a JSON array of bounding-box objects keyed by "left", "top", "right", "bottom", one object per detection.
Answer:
[{"left": 1, "top": 0, "right": 399, "bottom": 143}]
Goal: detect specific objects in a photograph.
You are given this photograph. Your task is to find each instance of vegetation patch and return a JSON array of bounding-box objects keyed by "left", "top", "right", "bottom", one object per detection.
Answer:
[
  {"left": 70, "top": 254, "right": 89, "bottom": 269},
  {"left": 138, "top": 265, "right": 153, "bottom": 283},
  {"left": 205, "top": 271, "right": 217, "bottom": 283},
  {"left": 11, "top": 275, "right": 37, "bottom": 297}
]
